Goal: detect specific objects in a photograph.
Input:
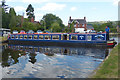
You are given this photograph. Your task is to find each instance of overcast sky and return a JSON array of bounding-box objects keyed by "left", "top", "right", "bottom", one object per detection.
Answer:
[{"left": 3, "top": 0, "right": 119, "bottom": 25}]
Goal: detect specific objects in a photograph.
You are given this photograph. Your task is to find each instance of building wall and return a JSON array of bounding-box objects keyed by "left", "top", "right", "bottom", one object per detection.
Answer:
[{"left": 75, "top": 28, "right": 85, "bottom": 33}]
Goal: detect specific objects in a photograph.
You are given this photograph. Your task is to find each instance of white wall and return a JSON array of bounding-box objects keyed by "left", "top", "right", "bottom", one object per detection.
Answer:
[{"left": 75, "top": 28, "right": 85, "bottom": 33}]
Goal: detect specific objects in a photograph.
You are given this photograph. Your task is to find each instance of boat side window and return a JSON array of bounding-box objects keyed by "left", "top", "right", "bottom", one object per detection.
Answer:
[
  {"left": 34, "top": 35, "right": 38, "bottom": 39},
  {"left": 45, "top": 35, "right": 51, "bottom": 40},
  {"left": 15, "top": 35, "right": 18, "bottom": 39},
  {"left": 28, "top": 35, "right": 32, "bottom": 39},
  {"left": 52, "top": 35, "right": 59, "bottom": 40},
  {"left": 20, "top": 35, "right": 23, "bottom": 39},
  {"left": 24, "top": 35, "right": 27, "bottom": 39},
  {"left": 39, "top": 35, "right": 43, "bottom": 40},
  {"left": 11, "top": 35, "right": 14, "bottom": 39},
  {"left": 71, "top": 35, "right": 77, "bottom": 40}
]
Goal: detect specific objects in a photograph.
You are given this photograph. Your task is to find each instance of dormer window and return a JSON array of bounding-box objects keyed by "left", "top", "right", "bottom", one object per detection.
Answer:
[
  {"left": 74, "top": 24, "right": 76, "bottom": 27},
  {"left": 82, "top": 24, "right": 84, "bottom": 27}
]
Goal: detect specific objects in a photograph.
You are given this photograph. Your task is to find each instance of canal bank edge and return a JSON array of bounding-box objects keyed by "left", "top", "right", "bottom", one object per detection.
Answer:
[{"left": 89, "top": 43, "right": 119, "bottom": 78}]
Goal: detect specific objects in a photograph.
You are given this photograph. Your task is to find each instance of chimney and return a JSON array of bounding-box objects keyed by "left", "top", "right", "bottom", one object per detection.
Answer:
[
  {"left": 70, "top": 16, "right": 71, "bottom": 20},
  {"left": 31, "top": 17, "right": 34, "bottom": 22},
  {"left": 84, "top": 17, "right": 86, "bottom": 20}
]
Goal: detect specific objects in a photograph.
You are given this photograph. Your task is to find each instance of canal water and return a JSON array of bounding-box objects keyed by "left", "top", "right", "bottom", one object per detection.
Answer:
[{"left": 0, "top": 35, "right": 119, "bottom": 79}]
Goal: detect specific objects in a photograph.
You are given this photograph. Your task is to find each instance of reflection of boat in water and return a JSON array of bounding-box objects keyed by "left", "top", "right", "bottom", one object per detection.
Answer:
[
  {"left": 7, "top": 44, "right": 108, "bottom": 59},
  {"left": 8, "top": 33, "right": 117, "bottom": 48},
  {"left": 2, "top": 44, "right": 109, "bottom": 78}
]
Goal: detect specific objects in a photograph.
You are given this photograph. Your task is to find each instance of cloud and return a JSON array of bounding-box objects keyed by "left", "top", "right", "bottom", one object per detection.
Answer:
[
  {"left": 21, "top": 0, "right": 49, "bottom": 3},
  {"left": 37, "top": 3, "right": 66, "bottom": 11},
  {"left": 113, "top": 0, "right": 119, "bottom": 6},
  {"left": 70, "top": 7, "right": 77, "bottom": 11},
  {"left": 34, "top": 13, "right": 44, "bottom": 21},
  {"left": 14, "top": 6, "right": 26, "bottom": 12}
]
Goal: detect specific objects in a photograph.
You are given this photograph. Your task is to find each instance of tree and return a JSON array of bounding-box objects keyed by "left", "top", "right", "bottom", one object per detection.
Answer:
[
  {"left": 69, "top": 21, "right": 75, "bottom": 33},
  {"left": 9, "top": 8, "right": 17, "bottom": 28},
  {"left": 26, "top": 4, "right": 35, "bottom": 20},
  {"left": 9, "top": 15, "right": 17, "bottom": 28},
  {"left": 41, "top": 13, "right": 65, "bottom": 30},
  {"left": 1, "top": 0, "right": 9, "bottom": 12},
  {"left": 51, "top": 22, "right": 61, "bottom": 32},
  {"left": 2, "top": 8, "right": 10, "bottom": 28}
]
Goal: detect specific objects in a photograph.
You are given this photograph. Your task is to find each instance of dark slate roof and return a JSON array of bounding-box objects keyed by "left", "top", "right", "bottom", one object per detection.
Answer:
[
  {"left": 69, "top": 19, "right": 86, "bottom": 24},
  {"left": 87, "top": 24, "right": 94, "bottom": 29}
]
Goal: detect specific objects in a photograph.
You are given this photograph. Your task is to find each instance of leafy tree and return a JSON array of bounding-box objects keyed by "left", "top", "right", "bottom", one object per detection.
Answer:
[
  {"left": 1, "top": 0, "right": 9, "bottom": 12},
  {"left": 51, "top": 22, "right": 61, "bottom": 32},
  {"left": 26, "top": 4, "right": 35, "bottom": 20},
  {"left": 41, "top": 13, "right": 65, "bottom": 30},
  {"left": 2, "top": 8, "right": 10, "bottom": 28},
  {"left": 69, "top": 21, "right": 75, "bottom": 33},
  {"left": 9, "top": 8, "right": 17, "bottom": 28},
  {"left": 9, "top": 8, "right": 16, "bottom": 17}
]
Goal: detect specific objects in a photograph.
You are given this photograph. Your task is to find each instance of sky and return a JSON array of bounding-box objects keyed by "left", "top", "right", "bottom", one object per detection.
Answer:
[{"left": 2, "top": 0, "right": 119, "bottom": 25}]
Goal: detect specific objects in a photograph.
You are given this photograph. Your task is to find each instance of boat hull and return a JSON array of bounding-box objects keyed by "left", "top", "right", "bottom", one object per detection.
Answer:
[{"left": 8, "top": 39, "right": 107, "bottom": 48}]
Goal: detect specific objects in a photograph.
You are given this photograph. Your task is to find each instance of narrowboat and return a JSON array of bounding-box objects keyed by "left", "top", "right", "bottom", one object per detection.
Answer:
[{"left": 8, "top": 33, "right": 117, "bottom": 48}]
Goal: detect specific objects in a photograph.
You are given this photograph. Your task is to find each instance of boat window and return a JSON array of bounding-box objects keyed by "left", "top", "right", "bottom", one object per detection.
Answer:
[
  {"left": 28, "top": 35, "right": 32, "bottom": 39},
  {"left": 45, "top": 35, "right": 51, "bottom": 40},
  {"left": 87, "top": 36, "right": 91, "bottom": 41},
  {"left": 11, "top": 35, "right": 14, "bottom": 39},
  {"left": 71, "top": 35, "right": 78, "bottom": 40},
  {"left": 24, "top": 35, "right": 27, "bottom": 39},
  {"left": 15, "top": 35, "right": 18, "bottom": 39},
  {"left": 39, "top": 35, "right": 43, "bottom": 40},
  {"left": 34, "top": 35, "right": 38, "bottom": 39},
  {"left": 52, "top": 35, "right": 59, "bottom": 40},
  {"left": 20, "top": 35, "right": 23, "bottom": 39}
]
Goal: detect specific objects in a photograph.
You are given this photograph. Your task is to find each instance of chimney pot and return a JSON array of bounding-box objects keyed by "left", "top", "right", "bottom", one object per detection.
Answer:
[{"left": 84, "top": 17, "right": 86, "bottom": 20}]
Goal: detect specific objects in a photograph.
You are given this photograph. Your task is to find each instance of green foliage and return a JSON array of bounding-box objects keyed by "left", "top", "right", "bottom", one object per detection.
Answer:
[
  {"left": 51, "top": 22, "right": 61, "bottom": 32},
  {"left": 9, "top": 15, "right": 17, "bottom": 28},
  {"left": 69, "top": 21, "right": 75, "bottom": 33},
  {"left": 41, "top": 13, "right": 65, "bottom": 30},
  {"left": 26, "top": 4, "right": 35, "bottom": 20},
  {"left": 92, "top": 21, "right": 117, "bottom": 33},
  {"left": 2, "top": 8, "right": 10, "bottom": 28},
  {"left": 64, "top": 26, "right": 69, "bottom": 33},
  {"left": 9, "top": 8, "right": 17, "bottom": 28},
  {"left": 1, "top": 0, "right": 9, "bottom": 12}
]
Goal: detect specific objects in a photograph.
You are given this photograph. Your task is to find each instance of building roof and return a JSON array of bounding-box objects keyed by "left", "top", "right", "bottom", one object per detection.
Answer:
[
  {"left": 87, "top": 24, "right": 94, "bottom": 30},
  {"left": 71, "top": 19, "right": 86, "bottom": 24}
]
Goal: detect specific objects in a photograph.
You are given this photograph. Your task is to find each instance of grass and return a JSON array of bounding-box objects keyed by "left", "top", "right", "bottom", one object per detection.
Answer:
[
  {"left": 91, "top": 43, "right": 119, "bottom": 78},
  {"left": 0, "top": 36, "right": 8, "bottom": 42}
]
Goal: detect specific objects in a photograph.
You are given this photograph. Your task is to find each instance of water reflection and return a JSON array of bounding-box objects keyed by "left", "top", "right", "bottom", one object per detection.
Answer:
[{"left": 1, "top": 44, "right": 109, "bottom": 78}]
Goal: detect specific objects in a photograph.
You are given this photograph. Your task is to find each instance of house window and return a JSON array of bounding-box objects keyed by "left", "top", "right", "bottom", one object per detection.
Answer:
[
  {"left": 82, "top": 24, "right": 84, "bottom": 27},
  {"left": 74, "top": 24, "right": 76, "bottom": 27}
]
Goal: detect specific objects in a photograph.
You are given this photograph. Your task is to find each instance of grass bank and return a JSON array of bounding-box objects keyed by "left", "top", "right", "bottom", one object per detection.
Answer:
[
  {"left": 90, "top": 43, "right": 119, "bottom": 78},
  {"left": 0, "top": 36, "right": 8, "bottom": 42}
]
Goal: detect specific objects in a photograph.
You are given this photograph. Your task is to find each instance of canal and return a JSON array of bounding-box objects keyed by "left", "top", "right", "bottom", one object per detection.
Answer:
[{"left": 0, "top": 35, "right": 119, "bottom": 79}]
